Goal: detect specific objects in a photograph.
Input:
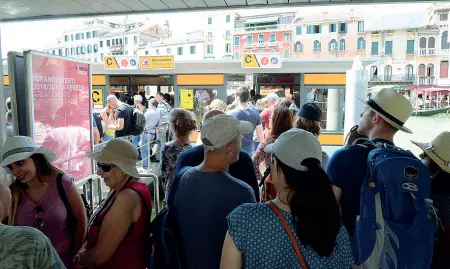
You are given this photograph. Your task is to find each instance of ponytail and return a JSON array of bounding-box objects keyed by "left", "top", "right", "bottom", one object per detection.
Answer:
[{"left": 275, "top": 156, "right": 341, "bottom": 257}]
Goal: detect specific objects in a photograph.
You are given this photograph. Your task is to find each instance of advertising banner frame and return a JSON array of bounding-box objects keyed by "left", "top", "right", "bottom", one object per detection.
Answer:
[
  {"left": 7, "top": 51, "right": 27, "bottom": 136},
  {"left": 24, "top": 50, "right": 94, "bottom": 178}
]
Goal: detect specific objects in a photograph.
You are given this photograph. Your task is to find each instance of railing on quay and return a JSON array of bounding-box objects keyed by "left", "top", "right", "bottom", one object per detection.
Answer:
[{"left": 74, "top": 123, "right": 170, "bottom": 216}]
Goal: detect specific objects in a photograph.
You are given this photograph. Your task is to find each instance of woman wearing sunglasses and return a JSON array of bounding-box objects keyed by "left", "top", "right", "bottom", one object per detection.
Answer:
[
  {"left": 74, "top": 138, "right": 151, "bottom": 269},
  {"left": 220, "top": 129, "right": 352, "bottom": 269},
  {"left": 1, "top": 136, "right": 87, "bottom": 269}
]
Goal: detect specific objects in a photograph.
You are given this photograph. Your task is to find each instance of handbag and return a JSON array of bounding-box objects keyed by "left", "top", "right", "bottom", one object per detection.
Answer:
[{"left": 267, "top": 201, "right": 308, "bottom": 269}]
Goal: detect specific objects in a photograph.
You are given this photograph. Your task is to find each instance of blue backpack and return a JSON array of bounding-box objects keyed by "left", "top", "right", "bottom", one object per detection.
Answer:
[
  {"left": 353, "top": 142, "right": 438, "bottom": 269},
  {"left": 147, "top": 166, "right": 191, "bottom": 269}
]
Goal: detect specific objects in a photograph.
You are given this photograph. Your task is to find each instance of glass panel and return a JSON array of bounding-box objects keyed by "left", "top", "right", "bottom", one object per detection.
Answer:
[
  {"left": 179, "top": 88, "right": 218, "bottom": 127},
  {"left": 306, "top": 88, "right": 345, "bottom": 132}
]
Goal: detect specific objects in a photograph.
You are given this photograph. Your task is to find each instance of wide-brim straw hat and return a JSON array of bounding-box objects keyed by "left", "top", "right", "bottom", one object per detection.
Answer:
[
  {"left": 1, "top": 136, "right": 56, "bottom": 168},
  {"left": 412, "top": 131, "right": 450, "bottom": 174},
  {"left": 359, "top": 88, "right": 413, "bottom": 134},
  {"left": 86, "top": 138, "right": 140, "bottom": 178}
]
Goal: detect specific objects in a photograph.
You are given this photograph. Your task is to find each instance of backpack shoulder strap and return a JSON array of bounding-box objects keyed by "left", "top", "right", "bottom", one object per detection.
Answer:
[{"left": 267, "top": 202, "right": 308, "bottom": 269}]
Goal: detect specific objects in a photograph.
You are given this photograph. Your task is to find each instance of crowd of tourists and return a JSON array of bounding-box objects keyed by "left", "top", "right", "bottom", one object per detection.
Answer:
[{"left": 0, "top": 87, "right": 449, "bottom": 269}]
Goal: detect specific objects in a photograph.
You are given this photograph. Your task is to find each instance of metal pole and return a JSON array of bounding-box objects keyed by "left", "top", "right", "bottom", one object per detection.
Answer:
[
  {"left": 147, "top": 131, "right": 151, "bottom": 170},
  {"left": 0, "top": 27, "right": 6, "bottom": 149}
]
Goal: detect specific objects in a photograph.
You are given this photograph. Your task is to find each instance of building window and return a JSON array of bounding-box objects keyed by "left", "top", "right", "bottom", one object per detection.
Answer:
[
  {"left": 81, "top": 33, "right": 85, "bottom": 39},
  {"left": 190, "top": 46, "right": 196, "bottom": 54},
  {"left": 418, "top": 64, "right": 426, "bottom": 76},
  {"left": 234, "top": 36, "right": 240, "bottom": 46},
  {"left": 134, "top": 36, "right": 138, "bottom": 44},
  {"left": 145, "top": 51, "right": 149, "bottom": 55},
  {"left": 329, "top": 39, "right": 337, "bottom": 51},
  {"left": 207, "top": 32, "right": 213, "bottom": 41},
  {"left": 384, "top": 65, "right": 392, "bottom": 81},
  {"left": 234, "top": 52, "right": 239, "bottom": 59},
  {"left": 208, "top": 17, "right": 212, "bottom": 24},
  {"left": 440, "top": 61, "right": 449, "bottom": 78},
  {"left": 329, "top": 24, "right": 336, "bottom": 33},
  {"left": 76, "top": 33, "right": 80, "bottom": 40},
  {"left": 270, "top": 33, "right": 276, "bottom": 42},
  {"left": 94, "top": 44, "right": 98, "bottom": 52},
  {"left": 112, "top": 39, "right": 116, "bottom": 46},
  {"left": 371, "top": 42, "right": 379, "bottom": 55},
  {"left": 428, "top": 37, "right": 435, "bottom": 48},
  {"left": 270, "top": 49, "right": 275, "bottom": 53},
  {"left": 357, "top": 37, "right": 365, "bottom": 50},
  {"left": 440, "top": 12, "right": 449, "bottom": 21},
  {"left": 107, "top": 40, "right": 111, "bottom": 47},
  {"left": 167, "top": 48, "right": 171, "bottom": 54},
  {"left": 65, "top": 35, "right": 69, "bottom": 42},
  {"left": 284, "top": 33, "right": 290, "bottom": 42},
  {"left": 427, "top": 63, "right": 434, "bottom": 77},
  {"left": 65, "top": 48, "right": 70, "bottom": 55},
  {"left": 406, "top": 64, "right": 414, "bottom": 80},
  {"left": 358, "top": 21, "right": 364, "bottom": 33},
  {"left": 406, "top": 40, "right": 415, "bottom": 54},
  {"left": 177, "top": 47, "right": 183, "bottom": 55},
  {"left": 87, "top": 32, "right": 91, "bottom": 39},
  {"left": 71, "top": 48, "right": 75, "bottom": 55},
  {"left": 225, "top": 44, "right": 231, "bottom": 53},
  {"left": 153, "top": 49, "right": 158, "bottom": 55},
  {"left": 125, "top": 37, "right": 128, "bottom": 44},
  {"left": 119, "top": 38, "right": 123, "bottom": 45},
  {"left": 82, "top": 46, "right": 86, "bottom": 54},
  {"left": 313, "top": 40, "right": 321, "bottom": 52},
  {"left": 284, "top": 49, "right": 290, "bottom": 58},
  {"left": 258, "top": 50, "right": 264, "bottom": 53},
  {"left": 307, "top": 25, "right": 321, "bottom": 34},
  {"left": 58, "top": 49, "right": 62, "bottom": 55},
  {"left": 93, "top": 31, "right": 97, "bottom": 38},
  {"left": 247, "top": 36, "right": 253, "bottom": 44},
  {"left": 296, "top": 26, "right": 301, "bottom": 35},
  {"left": 420, "top": 37, "right": 427, "bottom": 48},
  {"left": 88, "top": 45, "right": 92, "bottom": 53},
  {"left": 71, "top": 34, "right": 74, "bottom": 41},
  {"left": 226, "top": 15, "right": 230, "bottom": 22},
  {"left": 294, "top": 41, "right": 302, "bottom": 53},
  {"left": 207, "top": 45, "right": 214, "bottom": 54},
  {"left": 442, "top": 31, "right": 449, "bottom": 49},
  {"left": 258, "top": 35, "right": 264, "bottom": 43},
  {"left": 339, "top": 39, "right": 346, "bottom": 51},
  {"left": 385, "top": 41, "right": 393, "bottom": 55},
  {"left": 338, "top": 22, "right": 347, "bottom": 33},
  {"left": 100, "top": 41, "right": 104, "bottom": 48}
]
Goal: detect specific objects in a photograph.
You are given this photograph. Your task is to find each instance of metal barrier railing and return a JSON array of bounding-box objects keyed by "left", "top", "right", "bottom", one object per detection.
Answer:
[{"left": 74, "top": 123, "right": 170, "bottom": 216}]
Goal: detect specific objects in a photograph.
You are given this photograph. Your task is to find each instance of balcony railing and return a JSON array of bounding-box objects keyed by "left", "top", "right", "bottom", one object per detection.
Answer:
[
  {"left": 268, "top": 41, "right": 277, "bottom": 47},
  {"left": 245, "top": 43, "right": 254, "bottom": 48},
  {"left": 234, "top": 24, "right": 291, "bottom": 33},
  {"left": 428, "top": 48, "right": 436, "bottom": 55},
  {"left": 256, "top": 43, "right": 266, "bottom": 48},
  {"left": 420, "top": 48, "right": 437, "bottom": 56},
  {"left": 417, "top": 76, "right": 436, "bottom": 86},
  {"left": 370, "top": 74, "right": 416, "bottom": 82},
  {"left": 420, "top": 48, "right": 427, "bottom": 56}
]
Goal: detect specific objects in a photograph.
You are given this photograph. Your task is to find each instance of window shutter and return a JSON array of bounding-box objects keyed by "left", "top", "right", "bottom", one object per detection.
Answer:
[{"left": 440, "top": 61, "right": 449, "bottom": 78}]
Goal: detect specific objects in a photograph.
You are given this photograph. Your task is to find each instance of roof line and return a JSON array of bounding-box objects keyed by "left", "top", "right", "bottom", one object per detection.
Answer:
[{"left": 0, "top": 0, "right": 438, "bottom": 23}]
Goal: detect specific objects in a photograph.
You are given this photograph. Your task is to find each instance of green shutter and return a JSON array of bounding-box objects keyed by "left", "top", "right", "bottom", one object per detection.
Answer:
[
  {"left": 319, "top": 25, "right": 322, "bottom": 33},
  {"left": 407, "top": 40, "right": 415, "bottom": 54},
  {"left": 371, "top": 42, "right": 379, "bottom": 55},
  {"left": 385, "top": 41, "right": 393, "bottom": 55},
  {"left": 296, "top": 26, "right": 301, "bottom": 35}
]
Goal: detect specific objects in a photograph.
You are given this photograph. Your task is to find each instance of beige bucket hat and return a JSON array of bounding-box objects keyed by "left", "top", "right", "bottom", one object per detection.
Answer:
[
  {"left": 86, "top": 138, "right": 140, "bottom": 178},
  {"left": 412, "top": 131, "right": 450, "bottom": 174},
  {"left": 360, "top": 88, "right": 413, "bottom": 134},
  {"left": 1, "top": 136, "right": 56, "bottom": 168}
]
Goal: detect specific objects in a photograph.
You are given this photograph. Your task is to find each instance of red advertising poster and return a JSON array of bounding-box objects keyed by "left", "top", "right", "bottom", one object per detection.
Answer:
[{"left": 31, "top": 54, "right": 92, "bottom": 180}]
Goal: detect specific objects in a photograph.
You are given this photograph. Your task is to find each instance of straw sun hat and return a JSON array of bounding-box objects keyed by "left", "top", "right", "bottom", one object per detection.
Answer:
[
  {"left": 412, "top": 131, "right": 450, "bottom": 174},
  {"left": 1, "top": 136, "right": 56, "bottom": 168},
  {"left": 86, "top": 138, "right": 140, "bottom": 178},
  {"left": 360, "top": 88, "right": 413, "bottom": 134}
]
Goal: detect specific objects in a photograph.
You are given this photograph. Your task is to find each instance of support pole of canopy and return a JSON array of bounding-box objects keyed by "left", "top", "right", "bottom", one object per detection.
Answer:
[
  {"left": 0, "top": 27, "right": 6, "bottom": 151},
  {"left": 344, "top": 56, "right": 368, "bottom": 138}
]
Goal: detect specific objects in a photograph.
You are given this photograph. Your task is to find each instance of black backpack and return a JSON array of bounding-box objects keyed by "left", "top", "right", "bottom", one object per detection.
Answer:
[{"left": 130, "top": 108, "right": 146, "bottom": 136}]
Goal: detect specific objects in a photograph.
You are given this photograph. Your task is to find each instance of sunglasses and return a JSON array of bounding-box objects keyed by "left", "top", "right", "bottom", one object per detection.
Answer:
[
  {"left": 35, "top": 204, "right": 45, "bottom": 228},
  {"left": 97, "top": 163, "right": 117, "bottom": 172}
]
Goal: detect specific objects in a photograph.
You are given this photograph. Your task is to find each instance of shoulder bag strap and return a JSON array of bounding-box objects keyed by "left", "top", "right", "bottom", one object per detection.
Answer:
[
  {"left": 267, "top": 201, "right": 308, "bottom": 269},
  {"left": 56, "top": 173, "right": 71, "bottom": 213}
]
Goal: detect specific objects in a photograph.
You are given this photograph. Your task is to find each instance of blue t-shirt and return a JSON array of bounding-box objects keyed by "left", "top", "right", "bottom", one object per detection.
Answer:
[
  {"left": 174, "top": 145, "right": 260, "bottom": 201},
  {"left": 227, "top": 107, "right": 261, "bottom": 155},
  {"left": 227, "top": 203, "right": 353, "bottom": 269},
  {"left": 326, "top": 138, "right": 394, "bottom": 236},
  {"left": 174, "top": 168, "right": 256, "bottom": 269}
]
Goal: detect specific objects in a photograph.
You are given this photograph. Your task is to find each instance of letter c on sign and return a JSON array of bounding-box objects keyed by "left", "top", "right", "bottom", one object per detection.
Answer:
[
  {"left": 92, "top": 90, "right": 100, "bottom": 103},
  {"left": 106, "top": 58, "right": 112, "bottom": 65}
]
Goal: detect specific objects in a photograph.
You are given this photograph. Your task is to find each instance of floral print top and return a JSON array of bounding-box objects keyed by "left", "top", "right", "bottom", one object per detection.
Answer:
[
  {"left": 252, "top": 136, "right": 276, "bottom": 182},
  {"left": 160, "top": 142, "right": 193, "bottom": 202}
]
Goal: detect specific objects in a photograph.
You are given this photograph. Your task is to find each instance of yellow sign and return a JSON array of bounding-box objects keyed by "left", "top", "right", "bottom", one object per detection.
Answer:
[
  {"left": 103, "top": 56, "right": 119, "bottom": 69},
  {"left": 180, "top": 89, "right": 194, "bottom": 110},
  {"left": 242, "top": 53, "right": 282, "bottom": 68},
  {"left": 140, "top": 56, "right": 175, "bottom": 69},
  {"left": 92, "top": 89, "right": 103, "bottom": 106},
  {"left": 242, "top": 54, "right": 259, "bottom": 68}
]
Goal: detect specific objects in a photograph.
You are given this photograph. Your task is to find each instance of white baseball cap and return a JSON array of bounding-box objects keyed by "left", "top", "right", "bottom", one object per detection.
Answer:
[
  {"left": 134, "top": 95, "right": 143, "bottom": 103},
  {"left": 264, "top": 128, "right": 322, "bottom": 171},
  {"left": 201, "top": 114, "right": 254, "bottom": 152}
]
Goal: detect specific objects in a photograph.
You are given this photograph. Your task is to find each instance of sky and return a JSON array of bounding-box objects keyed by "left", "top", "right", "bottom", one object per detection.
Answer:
[{"left": 0, "top": 2, "right": 432, "bottom": 58}]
